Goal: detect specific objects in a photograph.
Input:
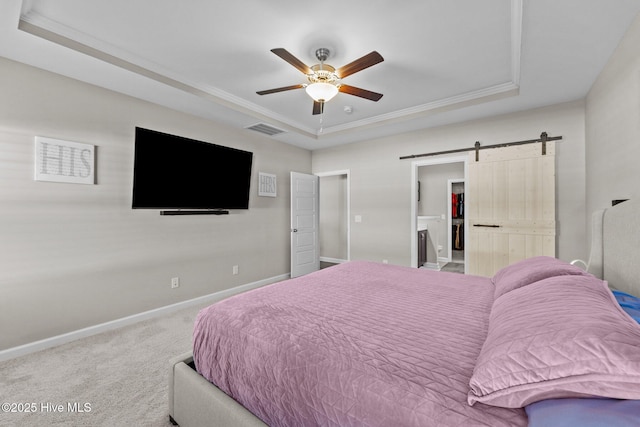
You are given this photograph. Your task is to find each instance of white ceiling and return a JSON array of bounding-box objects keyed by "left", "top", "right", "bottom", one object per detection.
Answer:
[{"left": 1, "top": 0, "right": 640, "bottom": 150}]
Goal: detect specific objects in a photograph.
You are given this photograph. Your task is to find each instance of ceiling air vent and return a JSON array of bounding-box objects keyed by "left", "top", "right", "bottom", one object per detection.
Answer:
[{"left": 245, "top": 123, "right": 286, "bottom": 137}]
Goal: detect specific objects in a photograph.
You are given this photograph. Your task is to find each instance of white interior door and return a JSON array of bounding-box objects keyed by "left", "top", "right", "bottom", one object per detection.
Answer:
[
  {"left": 466, "top": 142, "right": 556, "bottom": 276},
  {"left": 290, "top": 172, "right": 319, "bottom": 278}
]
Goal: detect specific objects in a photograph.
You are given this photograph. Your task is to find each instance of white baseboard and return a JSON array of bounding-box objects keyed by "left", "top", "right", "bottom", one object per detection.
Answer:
[
  {"left": 423, "top": 262, "right": 442, "bottom": 271},
  {"left": 0, "top": 273, "right": 290, "bottom": 362},
  {"left": 320, "top": 257, "right": 348, "bottom": 264}
]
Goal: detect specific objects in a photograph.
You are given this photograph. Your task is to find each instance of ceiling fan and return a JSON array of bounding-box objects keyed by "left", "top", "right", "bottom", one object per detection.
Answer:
[{"left": 257, "top": 47, "right": 384, "bottom": 115}]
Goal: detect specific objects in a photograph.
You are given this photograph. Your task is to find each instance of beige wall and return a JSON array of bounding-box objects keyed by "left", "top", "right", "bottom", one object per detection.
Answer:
[
  {"left": 586, "top": 12, "right": 640, "bottom": 215},
  {"left": 0, "top": 57, "right": 311, "bottom": 350},
  {"left": 313, "top": 101, "right": 587, "bottom": 266}
]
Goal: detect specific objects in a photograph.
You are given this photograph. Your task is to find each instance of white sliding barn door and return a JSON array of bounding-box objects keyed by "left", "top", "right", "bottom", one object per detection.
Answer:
[{"left": 466, "top": 142, "right": 556, "bottom": 277}]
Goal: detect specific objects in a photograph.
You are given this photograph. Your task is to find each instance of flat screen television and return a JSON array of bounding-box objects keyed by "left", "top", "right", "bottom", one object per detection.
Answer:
[{"left": 132, "top": 127, "right": 253, "bottom": 211}]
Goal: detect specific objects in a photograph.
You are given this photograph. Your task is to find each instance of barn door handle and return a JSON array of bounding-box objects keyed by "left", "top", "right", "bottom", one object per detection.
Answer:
[{"left": 473, "top": 224, "right": 501, "bottom": 228}]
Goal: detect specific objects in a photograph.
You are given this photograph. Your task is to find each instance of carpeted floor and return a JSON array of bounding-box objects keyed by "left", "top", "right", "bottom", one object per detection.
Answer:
[{"left": 0, "top": 303, "right": 209, "bottom": 427}]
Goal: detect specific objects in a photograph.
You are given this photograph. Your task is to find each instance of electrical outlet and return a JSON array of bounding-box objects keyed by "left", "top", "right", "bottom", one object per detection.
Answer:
[
  {"left": 382, "top": 259, "right": 388, "bottom": 264},
  {"left": 171, "top": 277, "right": 180, "bottom": 289},
  {"left": 232, "top": 265, "right": 239, "bottom": 275}
]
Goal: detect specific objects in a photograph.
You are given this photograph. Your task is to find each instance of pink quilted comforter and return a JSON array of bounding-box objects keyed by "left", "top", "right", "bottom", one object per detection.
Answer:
[{"left": 193, "top": 261, "right": 527, "bottom": 426}]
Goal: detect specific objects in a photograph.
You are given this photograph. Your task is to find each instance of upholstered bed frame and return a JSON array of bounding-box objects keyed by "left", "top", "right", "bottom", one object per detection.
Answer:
[
  {"left": 589, "top": 199, "right": 640, "bottom": 296},
  {"left": 168, "top": 353, "right": 266, "bottom": 426},
  {"left": 168, "top": 199, "right": 640, "bottom": 427}
]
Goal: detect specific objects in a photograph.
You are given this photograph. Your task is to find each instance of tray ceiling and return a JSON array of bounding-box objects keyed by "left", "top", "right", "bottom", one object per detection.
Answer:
[{"left": 2, "top": 0, "right": 640, "bottom": 149}]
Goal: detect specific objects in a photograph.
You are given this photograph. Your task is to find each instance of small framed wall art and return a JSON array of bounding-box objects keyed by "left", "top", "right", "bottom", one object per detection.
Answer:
[
  {"left": 34, "top": 136, "right": 95, "bottom": 185},
  {"left": 258, "top": 172, "right": 277, "bottom": 197}
]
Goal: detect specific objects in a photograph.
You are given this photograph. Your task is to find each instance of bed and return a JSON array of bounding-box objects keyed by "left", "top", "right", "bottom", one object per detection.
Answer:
[{"left": 169, "top": 199, "right": 640, "bottom": 426}]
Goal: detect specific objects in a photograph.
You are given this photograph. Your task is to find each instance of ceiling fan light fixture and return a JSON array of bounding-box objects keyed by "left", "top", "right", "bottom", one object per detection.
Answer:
[
  {"left": 257, "top": 47, "right": 384, "bottom": 115},
  {"left": 305, "top": 82, "right": 339, "bottom": 102}
]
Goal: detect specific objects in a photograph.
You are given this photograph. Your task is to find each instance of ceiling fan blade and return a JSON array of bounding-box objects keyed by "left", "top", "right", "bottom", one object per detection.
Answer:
[
  {"left": 336, "top": 51, "right": 384, "bottom": 78},
  {"left": 312, "top": 101, "right": 324, "bottom": 115},
  {"left": 271, "top": 48, "right": 313, "bottom": 75},
  {"left": 339, "top": 85, "right": 383, "bottom": 101},
  {"left": 256, "top": 84, "right": 305, "bottom": 95}
]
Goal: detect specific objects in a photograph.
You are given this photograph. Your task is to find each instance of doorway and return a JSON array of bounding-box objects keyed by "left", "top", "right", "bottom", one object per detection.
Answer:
[
  {"left": 317, "top": 170, "right": 350, "bottom": 266},
  {"left": 411, "top": 156, "right": 467, "bottom": 271}
]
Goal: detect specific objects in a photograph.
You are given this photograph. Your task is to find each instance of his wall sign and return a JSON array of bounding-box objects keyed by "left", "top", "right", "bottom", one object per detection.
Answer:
[{"left": 34, "top": 136, "right": 95, "bottom": 185}]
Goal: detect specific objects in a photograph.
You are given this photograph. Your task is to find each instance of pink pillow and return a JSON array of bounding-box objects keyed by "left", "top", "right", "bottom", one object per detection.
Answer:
[
  {"left": 468, "top": 275, "right": 640, "bottom": 408},
  {"left": 492, "top": 256, "right": 590, "bottom": 299}
]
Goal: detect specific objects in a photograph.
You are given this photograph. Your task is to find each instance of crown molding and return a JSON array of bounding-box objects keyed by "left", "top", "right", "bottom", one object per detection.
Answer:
[
  {"left": 18, "top": 10, "right": 319, "bottom": 139},
  {"left": 317, "top": 82, "right": 520, "bottom": 137},
  {"left": 316, "top": 0, "right": 523, "bottom": 137}
]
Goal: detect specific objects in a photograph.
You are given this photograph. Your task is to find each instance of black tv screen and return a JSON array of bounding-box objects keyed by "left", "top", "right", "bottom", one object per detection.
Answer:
[{"left": 132, "top": 127, "right": 253, "bottom": 210}]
